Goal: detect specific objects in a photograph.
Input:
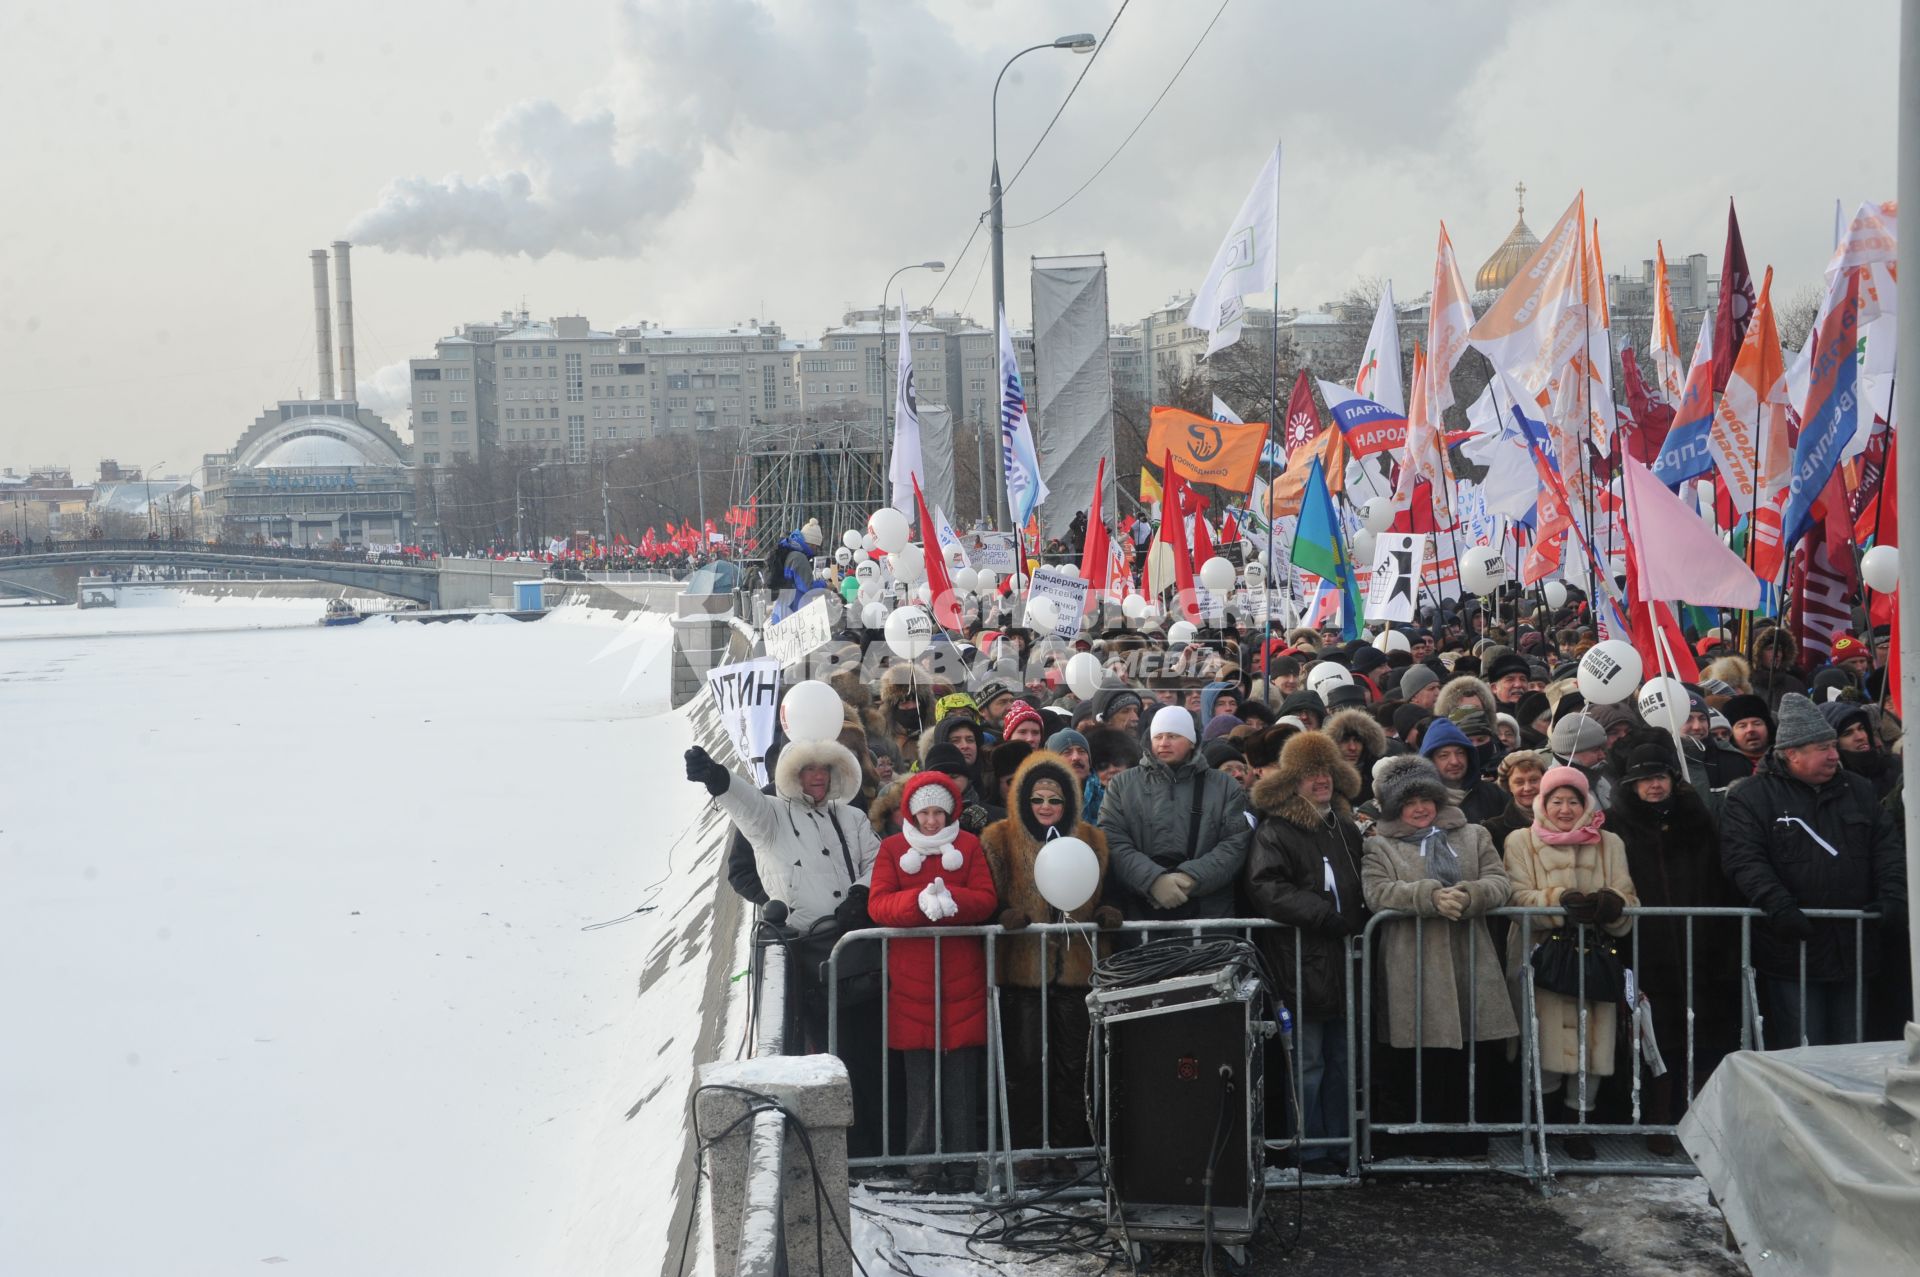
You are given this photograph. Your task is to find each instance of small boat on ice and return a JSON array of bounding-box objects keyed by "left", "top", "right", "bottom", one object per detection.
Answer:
[{"left": 320, "top": 598, "right": 366, "bottom": 627}]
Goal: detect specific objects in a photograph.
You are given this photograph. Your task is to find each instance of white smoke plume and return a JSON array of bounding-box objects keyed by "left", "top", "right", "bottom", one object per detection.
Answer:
[
  {"left": 356, "top": 360, "right": 415, "bottom": 424},
  {"left": 348, "top": 0, "right": 905, "bottom": 260}
]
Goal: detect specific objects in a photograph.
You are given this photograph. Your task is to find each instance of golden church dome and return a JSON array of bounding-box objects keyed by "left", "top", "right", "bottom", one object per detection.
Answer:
[{"left": 1476, "top": 182, "right": 1540, "bottom": 293}]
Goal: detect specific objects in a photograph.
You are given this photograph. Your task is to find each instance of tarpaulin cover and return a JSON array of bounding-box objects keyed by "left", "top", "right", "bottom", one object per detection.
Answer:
[
  {"left": 1030, "top": 253, "right": 1116, "bottom": 539},
  {"left": 1679, "top": 1026, "right": 1920, "bottom": 1276}
]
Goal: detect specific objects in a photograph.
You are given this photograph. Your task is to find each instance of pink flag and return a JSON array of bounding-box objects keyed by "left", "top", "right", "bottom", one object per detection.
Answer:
[{"left": 1619, "top": 454, "right": 1760, "bottom": 608}]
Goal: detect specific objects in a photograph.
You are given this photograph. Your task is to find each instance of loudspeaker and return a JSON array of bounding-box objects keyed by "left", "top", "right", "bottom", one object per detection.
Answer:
[{"left": 1092, "top": 964, "right": 1270, "bottom": 1245}]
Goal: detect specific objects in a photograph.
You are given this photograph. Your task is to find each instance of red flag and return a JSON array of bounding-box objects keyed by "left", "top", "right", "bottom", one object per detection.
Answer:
[
  {"left": 1161, "top": 449, "right": 1198, "bottom": 620},
  {"left": 1282, "top": 369, "right": 1320, "bottom": 459},
  {"left": 1710, "top": 200, "right": 1756, "bottom": 395},
  {"left": 1220, "top": 511, "right": 1240, "bottom": 544},
  {"left": 1080, "top": 457, "right": 1111, "bottom": 604},
  {"left": 1189, "top": 492, "right": 1216, "bottom": 569},
  {"left": 912, "top": 474, "right": 960, "bottom": 629},
  {"left": 1617, "top": 345, "right": 1675, "bottom": 464}
]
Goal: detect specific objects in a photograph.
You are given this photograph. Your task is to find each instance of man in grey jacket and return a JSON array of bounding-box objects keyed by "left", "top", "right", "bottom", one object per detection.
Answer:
[{"left": 1098, "top": 704, "right": 1252, "bottom": 921}]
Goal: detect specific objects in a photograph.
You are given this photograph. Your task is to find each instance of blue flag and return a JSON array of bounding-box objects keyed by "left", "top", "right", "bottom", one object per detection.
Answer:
[{"left": 1291, "top": 457, "right": 1362, "bottom": 640}]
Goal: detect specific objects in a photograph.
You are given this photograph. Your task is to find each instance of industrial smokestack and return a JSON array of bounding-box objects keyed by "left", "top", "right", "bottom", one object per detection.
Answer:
[
  {"left": 311, "top": 249, "right": 336, "bottom": 401},
  {"left": 332, "top": 240, "right": 356, "bottom": 404}
]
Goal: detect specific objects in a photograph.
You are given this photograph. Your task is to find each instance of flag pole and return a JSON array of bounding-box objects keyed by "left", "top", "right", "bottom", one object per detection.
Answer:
[{"left": 1263, "top": 154, "right": 1281, "bottom": 672}]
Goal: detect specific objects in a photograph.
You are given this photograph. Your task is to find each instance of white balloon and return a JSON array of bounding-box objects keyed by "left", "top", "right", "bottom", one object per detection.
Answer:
[
  {"left": 1166, "top": 620, "right": 1198, "bottom": 645},
  {"left": 861, "top": 533, "right": 878, "bottom": 552},
  {"left": 1065, "top": 651, "right": 1104, "bottom": 700},
  {"left": 1372, "top": 629, "right": 1410, "bottom": 654},
  {"left": 853, "top": 559, "right": 879, "bottom": 583},
  {"left": 945, "top": 543, "right": 967, "bottom": 567},
  {"left": 1637, "top": 676, "right": 1691, "bottom": 735},
  {"left": 1199, "top": 556, "right": 1236, "bottom": 593},
  {"left": 868, "top": 508, "right": 910, "bottom": 554},
  {"left": 1057, "top": 563, "right": 1080, "bottom": 578},
  {"left": 883, "top": 605, "right": 934, "bottom": 659},
  {"left": 1025, "top": 595, "right": 1060, "bottom": 633},
  {"left": 1577, "top": 639, "right": 1643, "bottom": 705},
  {"left": 1307, "top": 661, "right": 1353, "bottom": 695},
  {"left": 781, "top": 680, "right": 844, "bottom": 743},
  {"left": 841, "top": 529, "right": 864, "bottom": 551},
  {"left": 1542, "top": 581, "right": 1569, "bottom": 609},
  {"left": 861, "top": 601, "right": 887, "bottom": 628},
  {"left": 952, "top": 567, "right": 978, "bottom": 593},
  {"left": 1363, "top": 497, "right": 1399, "bottom": 534},
  {"left": 1458, "top": 545, "right": 1510, "bottom": 596},
  {"left": 1033, "top": 836, "right": 1100, "bottom": 912},
  {"left": 890, "top": 543, "right": 926, "bottom": 584},
  {"left": 833, "top": 546, "right": 853, "bottom": 566},
  {"left": 913, "top": 583, "right": 933, "bottom": 605},
  {"left": 1352, "top": 530, "right": 1377, "bottom": 565},
  {"left": 1122, "top": 593, "right": 1149, "bottom": 620},
  {"left": 976, "top": 569, "right": 998, "bottom": 593},
  {"left": 1862, "top": 544, "right": 1900, "bottom": 593},
  {"left": 858, "top": 581, "right": 880, "bottom": 603}
]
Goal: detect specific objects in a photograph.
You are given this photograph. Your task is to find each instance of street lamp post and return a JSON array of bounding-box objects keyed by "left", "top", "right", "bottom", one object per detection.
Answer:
[
  {"left": 990, "top": 32, "right": 1095, "bottom": 530},
  {"left": 515, "top": 464, "right": 542, "bottom": 553},
  {"left": 878, "top": 259, "right": 945, "bottom": 490},
  {"left": 145, "top": 460, "right": 166, "bottom": 540}
]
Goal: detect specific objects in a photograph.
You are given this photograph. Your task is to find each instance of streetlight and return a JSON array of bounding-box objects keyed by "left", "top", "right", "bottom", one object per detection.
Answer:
[
  {"left": 515, "top": 464, "right": 542, "bottom": 554},
  {"left": 879, "top": 259, "right": 945, "bottom": 487},
  {"left": 989, "top": 32, "right": 1096, "bottom": 529},
  {"left": 146, "top": 460, "right": 166, "bottom": 541}
]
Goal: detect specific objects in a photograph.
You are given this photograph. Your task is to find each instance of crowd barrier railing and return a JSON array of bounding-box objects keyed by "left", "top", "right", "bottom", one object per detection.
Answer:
[{"left": 795, "top": 905, "right": 1883, "bottom": 1191}]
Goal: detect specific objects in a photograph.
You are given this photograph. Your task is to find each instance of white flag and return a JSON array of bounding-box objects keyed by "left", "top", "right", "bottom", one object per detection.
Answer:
[
  {"left": 888, "top": 293, "right": 922, "bottom": 515},
  {"left": 1211, "top": 395, "right": 1243, "bottom": 424},
  {"left": 997, "top": 304, "right": 1049, "bottom": 528},
  {"left": 1353, "top": 280, "right": 1405, "bottom": 414},
  {"left": 932, "top": 504, "right": 971, "bottom": 570},
  {"left": 1187, "top": 143, "right": 1281, "bottom": 356}
]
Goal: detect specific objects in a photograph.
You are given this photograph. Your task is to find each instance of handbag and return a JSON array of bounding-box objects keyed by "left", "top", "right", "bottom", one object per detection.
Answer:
[
  {"left": 790, "top": 807, "right": 884, "bottom": 1007},
  {"left": 1528, "top": 924, "right": 1625, "bottom": 1002}
]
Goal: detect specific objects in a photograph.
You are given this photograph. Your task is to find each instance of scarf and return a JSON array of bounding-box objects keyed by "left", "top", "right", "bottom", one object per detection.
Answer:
[
  {"left": 1416, "top": 826, "right": 1463, "bottom": 886},
  {"left": 1531, "top": 811, "right": 1605, "bottom": 846},
  {"left": 900, "top": 821, "right": 963, "bottom": 874}
]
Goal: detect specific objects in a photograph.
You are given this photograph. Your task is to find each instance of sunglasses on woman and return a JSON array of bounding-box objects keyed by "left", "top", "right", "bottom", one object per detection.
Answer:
[{"left": 1029, "top": 795, "right": 1064, "bottom": 807}]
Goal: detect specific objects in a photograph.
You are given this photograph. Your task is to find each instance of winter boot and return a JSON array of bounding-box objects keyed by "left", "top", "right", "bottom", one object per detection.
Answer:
[{"left": 1559, "top": 1101, "right": 1596, "bottom": 1161}]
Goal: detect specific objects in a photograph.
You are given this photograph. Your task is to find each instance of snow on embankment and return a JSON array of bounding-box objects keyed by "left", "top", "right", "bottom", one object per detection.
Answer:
[{"left": 0, "top": 595, "right": 747, "bottom": 1275}]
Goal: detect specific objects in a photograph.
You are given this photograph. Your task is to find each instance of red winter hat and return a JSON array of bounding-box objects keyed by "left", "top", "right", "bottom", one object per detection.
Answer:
[
  {"left": 1831, "top": 634, "right": 1868, "bottom": 663},
  {"left": 1001, "top": 699, "right": 1044, "bottom": 738},
  {"left": 902, "top": 770, "right": 961, "bottom": 819}
]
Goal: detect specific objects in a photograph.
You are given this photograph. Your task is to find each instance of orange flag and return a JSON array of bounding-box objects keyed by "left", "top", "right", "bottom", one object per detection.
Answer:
[
  {"left": 1147, "top": 406, "right": 1269, "bottom": 493},
  {"left": 1267, "top": 425, "right": 1346, "bottom": 519}
]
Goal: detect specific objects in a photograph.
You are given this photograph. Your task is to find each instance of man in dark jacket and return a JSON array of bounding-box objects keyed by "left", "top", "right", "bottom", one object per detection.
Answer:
[
  {"left": 1098, "top": 704, "right": 1252, "bottom": 920},
  {"left": 1420, "top": 717, "right": 1507, "bottom": 824},
  {"left": 1720, "top": 694, "right": 1907, "bottom": 1048},
  {"left": 767, "top": 519, "right": 824, "bottom": 621},
  {"left": 1245, "top": 731, "right": 1366, "bottom": 1162}
]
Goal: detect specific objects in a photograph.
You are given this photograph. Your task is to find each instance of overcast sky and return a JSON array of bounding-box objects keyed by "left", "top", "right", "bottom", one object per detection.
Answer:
[{"left": 0, "top": 0, "right": 1899, "bottom": 475}]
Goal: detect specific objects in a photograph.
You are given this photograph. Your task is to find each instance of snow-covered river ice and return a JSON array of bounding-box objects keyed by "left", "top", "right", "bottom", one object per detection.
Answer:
[{"left": 0, "top": 592, "right": 724, "bottom": 1275}]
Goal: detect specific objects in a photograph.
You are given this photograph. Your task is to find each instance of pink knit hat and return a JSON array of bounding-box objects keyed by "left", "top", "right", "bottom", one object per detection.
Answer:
[{"left": 1537, "top": 765, "right": 1590, "bottom": 801}]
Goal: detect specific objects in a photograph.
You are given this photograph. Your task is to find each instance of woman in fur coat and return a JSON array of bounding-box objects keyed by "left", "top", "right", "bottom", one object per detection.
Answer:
[
  {"left": 980, "top": 750, "right": 1119, "bottom": 1159},
  {"left": 1503, "top": 764, "right": 1638, "bottom": 1159}
]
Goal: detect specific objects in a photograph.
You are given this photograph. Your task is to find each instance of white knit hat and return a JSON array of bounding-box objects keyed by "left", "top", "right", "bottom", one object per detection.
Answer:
[
  {"left": 1150, "top": 704, "right": 1197, "bottom": 743},
  {"left": 907, "top": 782, "right": 956, "bottom": 818}
]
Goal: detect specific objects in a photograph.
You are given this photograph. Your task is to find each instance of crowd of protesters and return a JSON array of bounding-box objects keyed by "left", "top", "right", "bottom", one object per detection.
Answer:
[{"left": 682, "top": 526, "right": 1908, "bottom": 1186}]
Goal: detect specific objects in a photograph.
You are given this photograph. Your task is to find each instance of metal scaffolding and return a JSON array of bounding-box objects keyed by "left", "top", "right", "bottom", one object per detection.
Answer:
[{"left": 739, "top": 417, "right": 885, "bottom": 542}]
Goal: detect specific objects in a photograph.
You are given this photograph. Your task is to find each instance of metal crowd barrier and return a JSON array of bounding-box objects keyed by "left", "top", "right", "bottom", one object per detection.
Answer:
[{"left": 796, "top": 905, "right": 1882, "bottom": 1192}]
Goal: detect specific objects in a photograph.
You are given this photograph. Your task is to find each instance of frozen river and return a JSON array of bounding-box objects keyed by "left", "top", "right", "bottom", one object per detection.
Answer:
[{"left": 0, "top": 593, "right": 718, "bottom": 1275}]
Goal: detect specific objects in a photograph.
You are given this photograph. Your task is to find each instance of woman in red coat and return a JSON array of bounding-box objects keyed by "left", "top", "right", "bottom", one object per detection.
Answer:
[{"left": 867, "top": 770, "right": 1000, "bottom": 1190}]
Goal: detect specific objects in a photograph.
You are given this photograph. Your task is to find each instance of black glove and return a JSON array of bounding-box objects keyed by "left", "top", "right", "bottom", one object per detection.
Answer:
[
  {"left": 1323, "top": 912, "right": 1360, "bottom": 937},
  {"left": 1592, "top": 889, "right": 1626, "bottom": 927},
  {"left": 683, "top": 746, "right": 729, "bottom": 795},
  {"left": 1868, "top": 900, "right": 1907, "bottom": 932},
  {"left": 1771, "top": 906, "right": 1817, "bottom": 942},
  {"left": 1561, "top": 890, "right": 1600, "bottom": 925},
  {"left": 1092, "top": 906, "right": 1124, "bottom": 931},
  {"left": 833, "top": 885, "right": 870, "bottom": 930}
]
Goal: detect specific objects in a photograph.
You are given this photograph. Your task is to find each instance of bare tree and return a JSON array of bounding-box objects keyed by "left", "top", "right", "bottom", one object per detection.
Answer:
[{"left": 1776, "top": 284, "right": 1823, "bottom": 355}]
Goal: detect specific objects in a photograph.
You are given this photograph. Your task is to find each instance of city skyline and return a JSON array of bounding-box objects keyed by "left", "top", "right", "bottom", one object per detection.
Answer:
[{"left": 0, "top": 0, "right": 1899, "bottom": 468}]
